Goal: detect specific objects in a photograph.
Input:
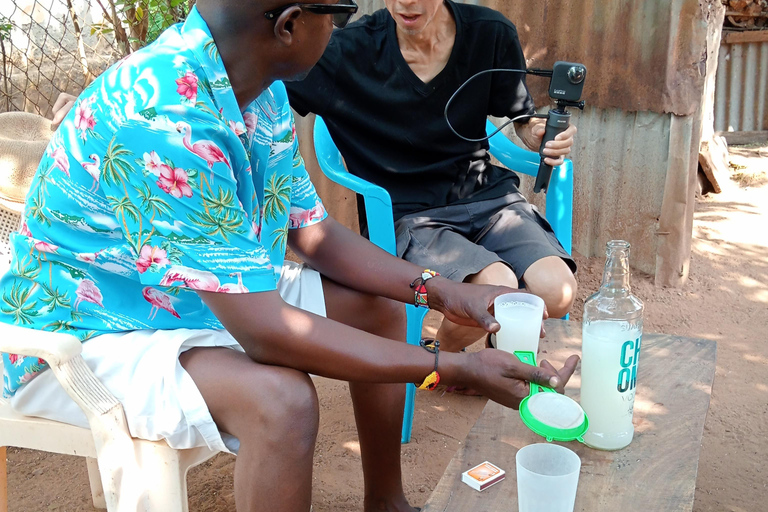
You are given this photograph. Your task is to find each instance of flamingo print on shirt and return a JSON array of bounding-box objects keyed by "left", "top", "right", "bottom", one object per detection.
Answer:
[
  {"left": 80, "top": 154, "right": 101, "bottom": 192},
  {"left": 217, "top": 272, "right": 249, "bottom": 293},
  {"left": 49, "top": 146, "right": 70, "bottom": 178},
  {"left": 176, "top": 121, "right": 231, "bottom": 181},
  {"left": 143, "top": 287, "right": 180, "bottom": 319},
  {"left": 73, "top": 279, "right": 104, "bottom": 310},
  {"left": 159, "top": 265, "right": 221, "bottom": 292}
]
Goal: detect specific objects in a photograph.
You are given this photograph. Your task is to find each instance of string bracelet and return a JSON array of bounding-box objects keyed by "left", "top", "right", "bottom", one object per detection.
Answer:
[{"left": 417, "top": 339, "right": 440, "bottom": 391}]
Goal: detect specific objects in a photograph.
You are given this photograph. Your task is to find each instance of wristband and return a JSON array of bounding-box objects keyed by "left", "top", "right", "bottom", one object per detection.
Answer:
[
  {"left": 410, "top": 269, "right": 439, "bottom": 308},
  {"left": 417, "top": 339, "right": 440, "bottom": 391}
]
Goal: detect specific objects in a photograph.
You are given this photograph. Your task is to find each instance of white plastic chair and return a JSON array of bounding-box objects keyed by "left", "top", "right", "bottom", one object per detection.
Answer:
[{"left": 0, "top": 324, "right": 218, "bottom": 511}]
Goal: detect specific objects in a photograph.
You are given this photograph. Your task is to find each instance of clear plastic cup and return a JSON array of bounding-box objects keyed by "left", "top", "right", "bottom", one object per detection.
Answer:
[
  {"left": 516, "top": 443, "right": 581, "bottom": 512},
  {"left": 493, "top": 292, "right": 545, "bottom": 355}
]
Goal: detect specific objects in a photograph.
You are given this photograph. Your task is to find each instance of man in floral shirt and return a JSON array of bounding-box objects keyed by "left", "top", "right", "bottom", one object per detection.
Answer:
[{"left": 1, "top": 1, "right": 578, "bottom": 510}]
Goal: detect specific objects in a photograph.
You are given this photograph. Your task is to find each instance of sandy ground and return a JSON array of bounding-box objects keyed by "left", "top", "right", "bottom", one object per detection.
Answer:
[{"left": 4, "top": 145, "right": 767, "bottom": 511}]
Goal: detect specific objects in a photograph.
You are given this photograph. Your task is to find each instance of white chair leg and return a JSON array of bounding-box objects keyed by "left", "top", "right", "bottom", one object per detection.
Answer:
[
  {"left": 86, "top": 457, "right": 107, "bottom": 509},
  {"left": 134, "top": 440, "right": 189, "bottom": 512},
  {"left": 1, "top": 447, "right": 8, "bottom": 512}
]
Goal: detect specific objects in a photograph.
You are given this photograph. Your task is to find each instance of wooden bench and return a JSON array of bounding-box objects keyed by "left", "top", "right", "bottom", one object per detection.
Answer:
[{"left": 423, "top": 319, "right": 717, "bottom": 512}]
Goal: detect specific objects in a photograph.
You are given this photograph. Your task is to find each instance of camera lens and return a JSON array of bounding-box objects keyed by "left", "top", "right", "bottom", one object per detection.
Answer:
[{"left": 567, "top": 66, "right": 586, "bottom": 84}]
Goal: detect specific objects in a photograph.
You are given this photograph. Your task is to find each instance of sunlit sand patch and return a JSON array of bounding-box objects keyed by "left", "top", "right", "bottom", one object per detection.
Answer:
[
  {"left": 743, "top": 353, "right": 768, "bottom": 366},
  {"left": 633, "top": 397, "right": 668, "bottom": 416},
  {"left": 342, "top": 440, "right": 361, "bottom": 456}
]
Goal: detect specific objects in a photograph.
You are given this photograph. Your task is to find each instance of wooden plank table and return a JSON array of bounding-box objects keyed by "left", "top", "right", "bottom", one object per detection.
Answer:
[{"left": 423, "top": 319, "right": 717, "bottom": 512}]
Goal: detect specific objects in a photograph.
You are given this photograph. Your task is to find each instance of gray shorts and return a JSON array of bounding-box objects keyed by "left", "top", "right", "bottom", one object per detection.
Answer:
[{"left": 394, "top": 193, "right": 576, "bottom": 283}]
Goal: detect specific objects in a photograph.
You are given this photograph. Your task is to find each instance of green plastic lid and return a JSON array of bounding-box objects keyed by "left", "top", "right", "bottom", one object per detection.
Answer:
[{"left": 515, "top": 350, "right": 589, "bottom": 443}]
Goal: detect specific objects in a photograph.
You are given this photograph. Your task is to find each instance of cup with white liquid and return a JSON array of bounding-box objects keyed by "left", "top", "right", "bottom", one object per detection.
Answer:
[{"left": 493, "top": 293, "right": 545, "bottom": 355}]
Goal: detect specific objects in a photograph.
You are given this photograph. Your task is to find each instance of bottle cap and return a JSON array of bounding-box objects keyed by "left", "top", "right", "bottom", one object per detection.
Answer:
[{"left": 515, "top": 351, "right": 589, "bottom": 443}]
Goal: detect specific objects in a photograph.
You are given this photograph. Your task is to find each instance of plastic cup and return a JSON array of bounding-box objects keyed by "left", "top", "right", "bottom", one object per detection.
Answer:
[
  {"left": 516, "top": 443, "right": 581, "bottom": 512},
  {"left": 493, "top": 292, "right": 545, "bottom": 355}
]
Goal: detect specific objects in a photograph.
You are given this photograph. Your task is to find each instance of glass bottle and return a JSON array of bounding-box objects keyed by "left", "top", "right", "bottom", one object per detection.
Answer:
[{"left": 580, "top": 240, "right": 644, "bottom": 450}]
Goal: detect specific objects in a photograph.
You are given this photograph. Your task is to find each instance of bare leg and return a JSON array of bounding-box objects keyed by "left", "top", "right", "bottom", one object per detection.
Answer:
[
  {"left": 522, "top": 256, "right": 577, "bottom": 319},
  {"left": 180, "top": 347, "right": 319, "bottom": 512},
  {"left": 436, "top": 262, "right": 519, "bottom": 353},
  {"left": 322, "top": 277, "right": 415, "bottom": 512}
]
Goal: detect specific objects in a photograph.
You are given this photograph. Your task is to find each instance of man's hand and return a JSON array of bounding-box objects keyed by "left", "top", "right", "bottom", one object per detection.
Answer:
[
  {"left": 51, "top": 92, "right": 77, "bottom": 129},
  {"left": 515, "top": 117, "right": 577, "bottom": 167},
  {"left": 460, "top": 349, "right": 580, "bottom": 409},
  {"left": 426, "top": 277, "right": 548, "bottom": 336}
]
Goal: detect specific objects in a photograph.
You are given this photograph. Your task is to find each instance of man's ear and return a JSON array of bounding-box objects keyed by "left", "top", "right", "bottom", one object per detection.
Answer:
[{"left": 273, "top": 6, "right": 303, "bottom": 46}]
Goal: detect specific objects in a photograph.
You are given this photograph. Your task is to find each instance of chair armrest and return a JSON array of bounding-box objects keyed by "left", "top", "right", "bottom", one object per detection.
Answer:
[
  {"left": 313, "top": 117, "right": 393, "bottom": 204},
  {"left": 0, "top": 323, "right": 82, "bottom": 366},
  {"left": 486, "top": 119, "right": 541, "bottom": 178},
  {"left": 313, "top": 116, "right": 398, "bottom": 255},
  {"left": 1, "top": 323, "right": 122, "bottom": 418}
]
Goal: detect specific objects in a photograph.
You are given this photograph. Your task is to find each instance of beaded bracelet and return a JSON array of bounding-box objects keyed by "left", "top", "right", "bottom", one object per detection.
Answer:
[
  {"left": 410, "top": 269, "right": 439, "bottom": 308},
  {"left": 417, "top": 339, "right": 440, "bottom": 391}
]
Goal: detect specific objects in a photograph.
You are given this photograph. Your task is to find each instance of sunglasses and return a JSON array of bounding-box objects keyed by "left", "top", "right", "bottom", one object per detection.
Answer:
[{"left": 265, "top": 0, "right": 359, "bottom": 29}]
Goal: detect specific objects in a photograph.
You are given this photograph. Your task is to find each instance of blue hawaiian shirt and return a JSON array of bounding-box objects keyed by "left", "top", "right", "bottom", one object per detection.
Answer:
[{"left": 0, "top": 7, "right": 327, "bottom": 397}]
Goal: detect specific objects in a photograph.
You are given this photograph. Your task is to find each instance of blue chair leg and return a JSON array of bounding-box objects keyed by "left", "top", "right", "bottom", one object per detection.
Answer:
[
  {"left": 401, "top": 305, "right": 428, "bottom": 443},
  {"left": 545, "top": 161, "right": 574, "bottom": 320}
]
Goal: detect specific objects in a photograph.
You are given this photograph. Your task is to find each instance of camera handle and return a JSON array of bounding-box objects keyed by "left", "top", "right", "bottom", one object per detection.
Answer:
[
  {"left": 534, "top": 100, "right": 584, "bottom": 193},
  {"left": 443, "top": 62, "right": 587, "bottom": 193}
]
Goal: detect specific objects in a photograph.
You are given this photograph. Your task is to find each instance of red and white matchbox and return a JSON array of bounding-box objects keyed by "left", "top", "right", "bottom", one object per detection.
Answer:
[{"left": 461, "top": 461, "right": 506, "bottom": 491}]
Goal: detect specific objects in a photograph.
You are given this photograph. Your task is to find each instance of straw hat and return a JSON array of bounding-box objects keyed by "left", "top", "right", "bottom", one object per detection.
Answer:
[{"left": 0, "top": 111, "right": 54, "bottom": 213}]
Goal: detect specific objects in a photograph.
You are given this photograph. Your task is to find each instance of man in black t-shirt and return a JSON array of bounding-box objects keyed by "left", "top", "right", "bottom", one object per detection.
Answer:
[{"left": 287, "top": 0, "right": 578, "bottom": 355}]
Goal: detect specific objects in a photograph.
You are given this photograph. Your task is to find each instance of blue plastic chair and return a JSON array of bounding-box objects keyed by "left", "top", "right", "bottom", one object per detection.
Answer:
[{"left": 312, "top": 116, "right": 573, "bottom": 443}]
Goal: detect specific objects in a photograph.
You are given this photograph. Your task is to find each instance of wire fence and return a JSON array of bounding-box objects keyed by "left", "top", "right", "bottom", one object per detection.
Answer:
[{"left": 0, "top": 0, "right": 194, "bottom": 117}]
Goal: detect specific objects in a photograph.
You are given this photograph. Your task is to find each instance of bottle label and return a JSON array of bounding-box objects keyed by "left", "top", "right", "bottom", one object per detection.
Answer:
[{"left": 617, "top": 336, "right": 642, "bottom": 393}]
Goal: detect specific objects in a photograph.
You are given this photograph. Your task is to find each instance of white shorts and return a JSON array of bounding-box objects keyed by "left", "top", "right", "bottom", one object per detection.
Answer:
[{"left": 10, "top": 261, "right": 325, "bottom": 454}]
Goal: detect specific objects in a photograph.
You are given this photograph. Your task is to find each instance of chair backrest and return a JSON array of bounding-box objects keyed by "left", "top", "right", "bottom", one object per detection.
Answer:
[{"left": 0, "top": 206, "right": 21, "bottom": 273}]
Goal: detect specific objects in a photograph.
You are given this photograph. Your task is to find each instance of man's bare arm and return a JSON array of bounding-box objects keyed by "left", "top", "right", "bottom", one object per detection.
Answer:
[
  {"left": 288, "top": 216, "right": 509, "bottom": 331},
  {"left": 198, "top": 288, "right": 570, "bottom": 409}
]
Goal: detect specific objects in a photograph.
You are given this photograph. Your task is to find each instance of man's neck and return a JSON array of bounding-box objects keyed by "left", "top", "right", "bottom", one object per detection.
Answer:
[
  {"left": 396, "top": 3, "right": 456, "bottom": 83},
  {"left": 396, "top": 3, "right": 454, "bottom": 55},
  {"left": 198, "top": 4, "right": 272, "bottom": 110}
]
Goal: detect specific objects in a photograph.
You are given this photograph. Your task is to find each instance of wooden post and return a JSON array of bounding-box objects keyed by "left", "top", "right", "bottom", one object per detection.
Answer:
[{"left": 1, "top": 446, "right": 8, "bottom": 512}]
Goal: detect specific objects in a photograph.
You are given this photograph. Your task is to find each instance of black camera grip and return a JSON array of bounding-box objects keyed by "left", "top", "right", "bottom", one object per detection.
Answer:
[{"left": 534, "top": 110, "right": 571, "bottom": 193}]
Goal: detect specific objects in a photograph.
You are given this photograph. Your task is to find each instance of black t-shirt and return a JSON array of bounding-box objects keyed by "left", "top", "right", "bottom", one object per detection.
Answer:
[{"left": 286, "top": 1, "right": 535, "bottom": 220}]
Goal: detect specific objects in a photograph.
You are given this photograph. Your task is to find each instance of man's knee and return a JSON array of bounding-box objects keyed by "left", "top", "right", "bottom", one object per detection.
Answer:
[
  {"left": 234, "top": 369, "right": 320, "bottom": 450},
  {"left": 468, "top": 261, "right": 519, "bottom": 288},
  {"left": 523, "top": 258, "right": 577, "bottom": 318}
]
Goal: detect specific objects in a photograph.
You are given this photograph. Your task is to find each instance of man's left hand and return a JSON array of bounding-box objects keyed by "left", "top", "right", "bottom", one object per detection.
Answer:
[{"left": 515, "top": 118, "right": 577, "bottom": 167}]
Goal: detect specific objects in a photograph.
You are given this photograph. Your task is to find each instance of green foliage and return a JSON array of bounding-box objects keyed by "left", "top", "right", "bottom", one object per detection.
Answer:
[
  {"left": 91, "top": 0, "right": 192, "bottom": 55},
  {"left": 0, "top": 16, "right": 12, "bottom": 42}
]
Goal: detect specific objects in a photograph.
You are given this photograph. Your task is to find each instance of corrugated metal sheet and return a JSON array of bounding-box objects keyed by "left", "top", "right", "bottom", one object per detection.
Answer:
[
  {"left": 357, "top": 0, "right": 716, "bottom": 116},
  {"left": 484, "top": 0, "right": 719, "bottom": 117},
  {"left": 715, "top": 40, "right": 768, "bottom": 132}
]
